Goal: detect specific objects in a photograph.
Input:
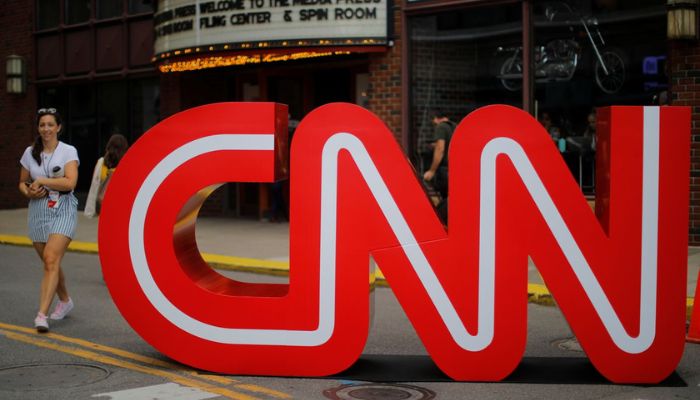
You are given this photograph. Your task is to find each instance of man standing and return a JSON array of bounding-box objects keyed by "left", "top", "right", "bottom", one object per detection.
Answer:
[{"left": 423, "top": 109, "right": 456, "bottom": 222}]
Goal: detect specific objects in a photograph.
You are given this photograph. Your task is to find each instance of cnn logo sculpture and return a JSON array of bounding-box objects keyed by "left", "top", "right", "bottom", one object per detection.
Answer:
[{"left": 99, "top": 103, "right": 689, "bottom": 383}]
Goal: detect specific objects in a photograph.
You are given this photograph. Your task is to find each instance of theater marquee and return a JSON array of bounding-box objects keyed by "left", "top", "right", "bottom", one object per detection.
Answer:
[{"left": 154, "top": 0, "right": 390, "bottom": 62}]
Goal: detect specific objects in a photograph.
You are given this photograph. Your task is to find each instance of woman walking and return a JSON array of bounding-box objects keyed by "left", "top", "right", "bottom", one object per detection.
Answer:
[
  {"left": 84, "top": 133, "right": 128, "bottom": 217},
  {"left": 18, "top": 108, "right": 79, "bottom": 332}
]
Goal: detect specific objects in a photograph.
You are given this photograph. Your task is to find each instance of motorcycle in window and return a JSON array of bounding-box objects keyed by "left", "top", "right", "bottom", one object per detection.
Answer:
[{"left": 497, "top": 2, "right": 626, "bottom": 94}]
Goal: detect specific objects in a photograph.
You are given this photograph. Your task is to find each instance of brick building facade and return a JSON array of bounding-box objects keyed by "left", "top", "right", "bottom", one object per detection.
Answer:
[
  {"left": 369, "top": 6, "right": 404, "bottom": 144},
  {"left": 0, "top": 0, "right": 36, "bottom": 209},
  {"left": 671, "top": 40, "right": 700, "bottom": 244}
]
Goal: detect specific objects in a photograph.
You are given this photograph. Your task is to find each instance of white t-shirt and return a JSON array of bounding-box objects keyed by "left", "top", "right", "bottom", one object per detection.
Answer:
[{"left": 20, "top": 141, "right": 80, "bottom": 183}]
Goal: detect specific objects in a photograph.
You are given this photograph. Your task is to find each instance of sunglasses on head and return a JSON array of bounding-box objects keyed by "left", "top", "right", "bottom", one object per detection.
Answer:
[{"left": 37, "top": 108, "right": 57, "bottom": 115}]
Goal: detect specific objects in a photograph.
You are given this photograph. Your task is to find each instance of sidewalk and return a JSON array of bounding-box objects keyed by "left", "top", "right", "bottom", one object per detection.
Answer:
[{"left": 0, "top": 208, "right": 696, "bottom": 313}]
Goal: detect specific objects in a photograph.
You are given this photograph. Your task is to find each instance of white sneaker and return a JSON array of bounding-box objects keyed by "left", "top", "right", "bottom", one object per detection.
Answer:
[
  {"left": 49, "top": 298, "right": 74, "bottom": 320},
  {"left": 34, "top": 313, "right": 49, "bottom": 333}
]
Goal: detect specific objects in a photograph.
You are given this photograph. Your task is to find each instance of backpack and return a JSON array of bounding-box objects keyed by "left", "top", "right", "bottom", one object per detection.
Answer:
[{"left": 95, "top": 168, "right": 114, "bottom": 215}]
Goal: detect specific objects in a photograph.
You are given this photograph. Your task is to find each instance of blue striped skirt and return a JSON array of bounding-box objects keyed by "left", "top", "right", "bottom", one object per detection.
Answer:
[{"left": 27, "top": 193, "right": 78, "bottom": 243}]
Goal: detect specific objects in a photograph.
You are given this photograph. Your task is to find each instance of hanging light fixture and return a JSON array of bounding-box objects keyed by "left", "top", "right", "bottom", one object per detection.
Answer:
[
  {"left": 5, "top": 55, "right": 26, "bottom": 94},
  {"left": 667, "top": 0, "right": 699, "bottom": 40}
]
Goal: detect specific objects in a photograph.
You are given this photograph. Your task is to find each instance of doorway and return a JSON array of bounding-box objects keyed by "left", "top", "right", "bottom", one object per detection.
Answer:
[{"left": 222, "top": 63, "right": 365, "bottom": 219}]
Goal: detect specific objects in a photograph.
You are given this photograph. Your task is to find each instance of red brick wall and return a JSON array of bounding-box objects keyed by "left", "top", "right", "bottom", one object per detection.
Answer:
[
  {"left": 670, "top": 40, "right": 700, "bottom": 246},
  {"left": 367, "top": 6, "right": 403, "bottom": 145},
  {"left": 0, "top": 0, "right": 36, "bottom": 208}
]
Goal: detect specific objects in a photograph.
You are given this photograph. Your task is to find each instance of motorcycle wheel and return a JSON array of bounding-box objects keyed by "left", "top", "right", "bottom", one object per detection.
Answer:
[
  {"left": 595, "top": 51, "right": 625, "bottom": 94},
  {"left": 499, "top": 56, "right": 522, "bottom": 92}
]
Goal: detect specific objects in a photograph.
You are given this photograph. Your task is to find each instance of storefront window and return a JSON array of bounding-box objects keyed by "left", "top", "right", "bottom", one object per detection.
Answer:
[
  {"left": 97, "top": 0, "right": 123, "bottom": 19},
  {"left": 98, "top": 81, "right": 128, "bottom": 146},
  {"left": 268, "top": 77, "right": 305, "bottom": 121},
  {"left": 129, "top": 0, "right": 154, "bottom": 14},
  {"left": 409, "top": 0, "right": 667, "bottom": 195},
  {"left": 129, "top": 78, "right": 160, "bottom": 140},
  {"left": 409, "top": 3, "right": 522, "bottom": 169},
  {"left": 532, "top": 0, "right": 667, "bottom": 194},
  {"left": 68, "top": 85, "right": 98, "bottom": 191},
  {"left": 36, "top": 0, "right": 59, "bottom": 30},
  {"left": 65, "top": 0, "right": 91, "bottom": 25},
  {"left": 356, "top": 73, "right": 370, "bottom": 108}
]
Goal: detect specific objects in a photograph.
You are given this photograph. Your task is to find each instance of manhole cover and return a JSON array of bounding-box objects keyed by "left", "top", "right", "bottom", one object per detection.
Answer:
[
  {"left": 0, "top": 363, "right": 110, "bottom": 391},
  {"left": 324, "top": 383, "right": 435, "bottom": 400},
  {"left": 552, "top": 337, "right": 583, "bottom": 352}
]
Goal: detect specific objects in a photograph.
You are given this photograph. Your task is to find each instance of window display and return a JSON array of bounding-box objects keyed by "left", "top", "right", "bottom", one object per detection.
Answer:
[
  {"left": 408, "top": 0, "right": 668, "bottom": 195},
  {"left": 533, "top": 0, "right": 667, "bottom": 194},
  {"left": 409, "top": 3, "right": 522, "bottom": 174}
]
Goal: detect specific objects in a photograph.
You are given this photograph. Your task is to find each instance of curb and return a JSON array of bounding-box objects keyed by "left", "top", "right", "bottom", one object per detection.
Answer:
[{"left": 1, "top": 234, "right": 694, "bottom": 316}]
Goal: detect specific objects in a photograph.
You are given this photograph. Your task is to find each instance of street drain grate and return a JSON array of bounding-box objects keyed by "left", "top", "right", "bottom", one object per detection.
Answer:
[
  {"left": 323, "top": 383, "right": 436, "bottom": 400},
  {"left": 552, "top": 337, "right": 583, "bottom": 352},
  {"left": 0, "top": 363, "right": 110, "bottom": 391}
]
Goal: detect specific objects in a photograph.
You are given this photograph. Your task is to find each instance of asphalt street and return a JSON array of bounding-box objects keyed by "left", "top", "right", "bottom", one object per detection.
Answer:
[{"left": 1, "top": 245, "right": 699, "bottom": 400}]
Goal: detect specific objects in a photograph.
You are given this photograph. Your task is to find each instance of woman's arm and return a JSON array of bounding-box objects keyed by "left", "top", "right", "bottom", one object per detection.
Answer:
[
  {"left": 30, "top": 160, "right": 78, "bottom": 192},
  {"left": 84, "top": 158, "right": 104, "bottom": 217},
  {"left": 19, "top": 167, "right": 46, "bottom": 199}
]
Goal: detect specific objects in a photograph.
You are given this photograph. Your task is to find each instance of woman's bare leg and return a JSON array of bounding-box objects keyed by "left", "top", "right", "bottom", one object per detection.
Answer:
[{"left": 37, "top": 234, "right": 71, "bottom": 315}]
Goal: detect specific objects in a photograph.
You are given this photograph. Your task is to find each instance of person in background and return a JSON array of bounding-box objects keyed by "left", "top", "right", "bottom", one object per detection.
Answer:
[
  {"left": 539, "top": 111, "right": 554, "bottom": 134},
  {"left": 582, "top": 110, "right": 597, "bottom": 152},
  {"left": 423, "top": 109, "right": 456, "bottom": 223},
  {"left": 268, "top": 120, "right": 296, "bottom": 223},
  {"left": 18, "top": 108, "right": 79, "bottom": 333},
  {"left": 540, "top": 111, "right": 567, "bottom": 152},
  {"left": 84, "top": 133, "right": 129, "bottom": 218}
]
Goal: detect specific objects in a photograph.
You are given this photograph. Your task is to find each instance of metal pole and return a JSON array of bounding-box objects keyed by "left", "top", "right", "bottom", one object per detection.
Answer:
[{"left": 522, "top": 0, "right": 534, "bottom": 114}]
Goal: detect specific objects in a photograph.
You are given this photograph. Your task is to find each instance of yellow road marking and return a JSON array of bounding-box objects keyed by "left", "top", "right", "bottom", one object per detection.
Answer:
[
  {"left": 0, "top": 234, "right": 32, "bottom": 246},
  {"left": 0, "top": 321, "right": 233, "bottom": 384},
  {"left": 0, "top": 329, "right": 260, "bottom": 400},
  {"left": 0, "top": 234, "right": 98, "bottom": 253},
  {"left": 234, "top": 383, "right": 294, "bottom": 398},
  {"left": 0, "top": 322, "right": 291, "bottom": 399},
  {"left": 204, "top": 252, "right": 289, "bottom": 273}
]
